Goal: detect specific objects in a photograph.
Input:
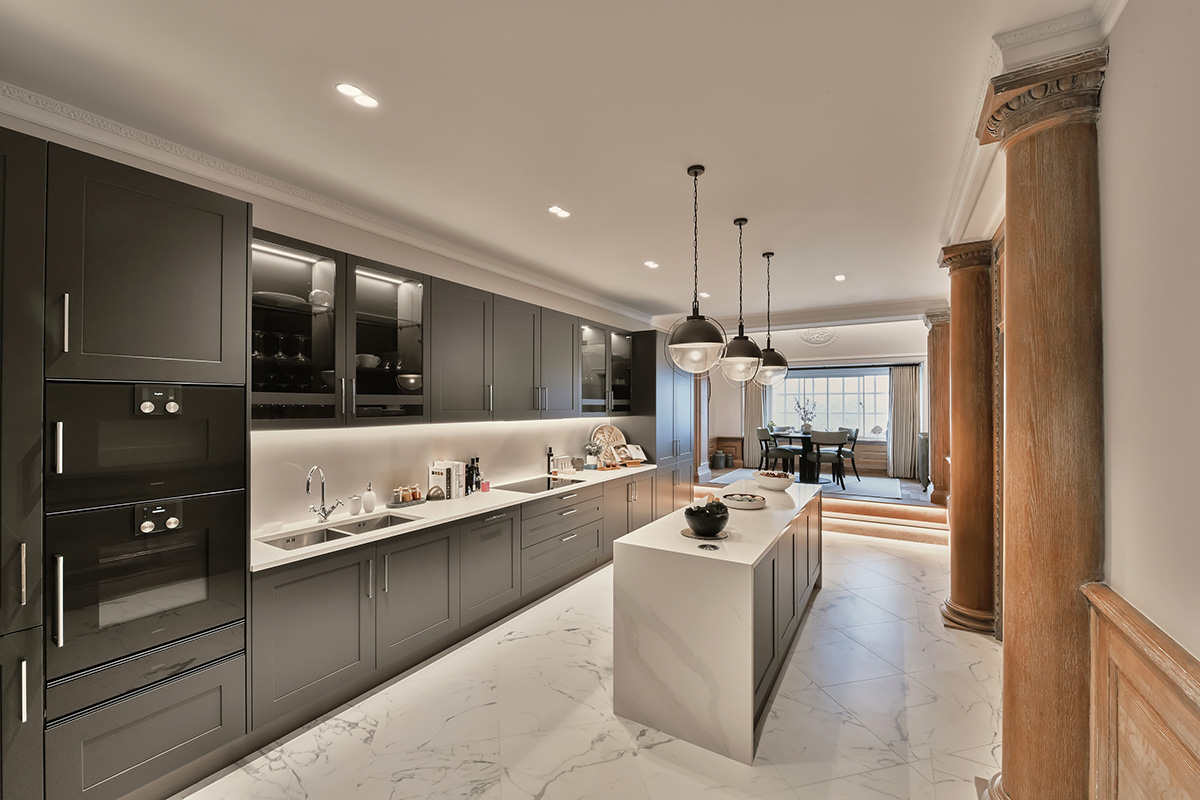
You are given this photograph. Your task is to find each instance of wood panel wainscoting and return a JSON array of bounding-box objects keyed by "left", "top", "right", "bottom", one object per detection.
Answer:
[
  {"left": 1083, "top": 582, "right": 1200, "bottom": 799},
  {"left": 710, "top": 436, "right": 744, "bottom": 469}
]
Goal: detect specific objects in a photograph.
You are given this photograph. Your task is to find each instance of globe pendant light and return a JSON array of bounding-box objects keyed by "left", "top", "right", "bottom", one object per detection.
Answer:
[
  {"left": 719, "top": 217, "right": 763, "bottom": 386},
  {"left": 753, "top": 251, "right": 789, "bottom": 387},
  {"left": 667, "top": 165, "right": 726, "bottom": 375}
]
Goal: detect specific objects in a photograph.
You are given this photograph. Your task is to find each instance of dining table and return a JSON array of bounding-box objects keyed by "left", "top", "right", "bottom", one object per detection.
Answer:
[{"left": 769, "top": 430, "right": 829, "bottom": 485}]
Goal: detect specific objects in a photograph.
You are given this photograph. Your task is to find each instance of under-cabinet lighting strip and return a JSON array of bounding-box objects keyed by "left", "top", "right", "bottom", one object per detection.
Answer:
[
  {"left": 251, "top": 242, "right": 321, "bottom": 264},
  {"left": 356, "top": 269, "right": 409, "bottom": 286}
]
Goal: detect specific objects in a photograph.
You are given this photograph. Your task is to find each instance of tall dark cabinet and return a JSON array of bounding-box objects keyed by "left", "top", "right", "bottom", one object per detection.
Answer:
[
  {"left": 0, "top": 127, "right": 46, "bottom": 800},
  {"left": 430, "top": 279, "right": 494, "bottom": 422},
  {"left": 493, "top": 296, "right": 541, "bottom": 420},
  {"left": 45, "top": 145, "right": 249, "bottom": 385},
  {"left": 540, "top": 309, "right": 581, "bottom": 418},
  {"left": 628, "top": 331, "right": 695, "bottom": 516}
]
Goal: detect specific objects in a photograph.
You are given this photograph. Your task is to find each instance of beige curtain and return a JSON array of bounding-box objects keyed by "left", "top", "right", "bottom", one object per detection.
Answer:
[
  {"left": 888, "top": 365, "right": 920, "bottom": 478},
  {"left": 742, "top": 379, "right": 764, "bottom": 470}
]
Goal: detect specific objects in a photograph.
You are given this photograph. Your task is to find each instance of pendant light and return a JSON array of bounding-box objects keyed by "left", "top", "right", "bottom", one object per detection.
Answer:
[
  {"left": 754, "top": 251, "right": 789, "bottom": 387},
  {"left": 667, "top": 165, "right": 726, "bottom": 375},
  {"left": 719, "top": 217, "right": 763, "bottom": 385}
]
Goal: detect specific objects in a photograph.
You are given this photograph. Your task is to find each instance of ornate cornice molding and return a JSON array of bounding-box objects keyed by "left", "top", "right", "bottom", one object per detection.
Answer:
[
  {"left": 924, "top": 311, "right": 951, "bottom": 329},
  {"left": 0, "top": 80, "right": 652, "bottom": 325},
  {"left": 938, "top": 42, "right": 1003, "bottom": 246},
  {"left": 939, "top": 241, "right": 992, "bottom": 274},
  {"left": 977, "top": 47, "right": 1108, "bottom": 146}
]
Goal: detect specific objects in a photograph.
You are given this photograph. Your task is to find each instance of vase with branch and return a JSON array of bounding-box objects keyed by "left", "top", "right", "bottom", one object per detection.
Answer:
[
  {"left": 794, "top": 397, "right": 817, "bottom": 432},
  {"left": 583, "top": 441, "right": 602, "bottom": 469}
]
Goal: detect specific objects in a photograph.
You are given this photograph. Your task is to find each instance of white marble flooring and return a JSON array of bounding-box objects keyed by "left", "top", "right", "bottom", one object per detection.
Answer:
[{"left": 177, "top": 532, "right": 1001, "bottom": 800}]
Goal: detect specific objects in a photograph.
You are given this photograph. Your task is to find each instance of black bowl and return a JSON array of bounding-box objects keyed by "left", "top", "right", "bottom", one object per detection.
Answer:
[{"left": 683, "top": 505, "right": 730, "bottom": 537}]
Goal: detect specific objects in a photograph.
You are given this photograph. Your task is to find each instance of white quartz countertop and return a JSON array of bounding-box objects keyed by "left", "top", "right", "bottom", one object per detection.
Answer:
[
  {"left": 616, "top": 479, "right": 821, "bottom": 567},
  {"left": 250, "top": 463, "right": 657, "bottom": 572}
]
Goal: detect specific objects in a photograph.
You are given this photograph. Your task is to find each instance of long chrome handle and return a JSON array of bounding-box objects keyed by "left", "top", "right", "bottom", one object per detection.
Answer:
[
  {"left": 627, "top": 482, "right": 633, "bottom": 503},
  {"left": 55, "top": 422, "right": 64, "bottom": 474},
  {"left": 482, "top": 513, "right": 506, "bottom": 524},
  {"left": 19, "top": 542, "right": 27, "bottom": 606},
  {"left": 55, "top": 555, "right": 65, "bottom": 647},
  {"left": 367, "top": 559, "right": 373, "bottom": 599},
  {"left": 341, "top": 378, "right": 347, "bottom": 417},
  {"left": 561, "top": 533, "right": 577, "bottom": 543},
  {"left": 561, "top": 493, "right": 577, "bottom": 500},
  {"left": 62, "top": 293, "right": 70, "bottom": 353},
  {"left": 634, "top": 482, "right": 639, "bottom": 502},
  {"left": 534, "top": 386, "right": 540, "bottom": 410},
  {"left": 560, "top": 508, "right": 577, "bottom": 517},
  {"left": 542, "top": 387, "right": 548, "bottom": 411},
  {"left": 351, "top": 378, "right": 357, "bottom": 416},
  {"left": 20, "top": 660, "right": 27, "bottom": 723},
  {"left": 488, "top": 384, "right": 494, "bottom": 413},
  {"left": 382, "top": 554, "right": 389, "bottom": 594}
]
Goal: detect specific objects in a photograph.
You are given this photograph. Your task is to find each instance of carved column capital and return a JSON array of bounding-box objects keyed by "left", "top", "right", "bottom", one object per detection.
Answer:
[
  {"left": 939, "top": 241, "right": 992, "bottom": 274},
  {"left": 924, "top": 310, "right": 951, "bottom": 329},
  {"left": 977, "top": 47, "right": 1108, "bottom": 147}
]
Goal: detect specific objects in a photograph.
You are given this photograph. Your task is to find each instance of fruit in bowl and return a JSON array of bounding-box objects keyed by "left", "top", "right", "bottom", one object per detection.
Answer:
[
  {"left": 754, "top": 470, "right": 795, "bottom": 491},
  {"left": 683, "top": 499, "right": 730, "bottom": 537}
]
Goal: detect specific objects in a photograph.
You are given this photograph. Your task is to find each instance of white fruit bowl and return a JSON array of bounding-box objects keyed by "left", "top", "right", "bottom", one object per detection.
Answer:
[{"left": 753, "top": 471, "right": 795, "bottom": 491}]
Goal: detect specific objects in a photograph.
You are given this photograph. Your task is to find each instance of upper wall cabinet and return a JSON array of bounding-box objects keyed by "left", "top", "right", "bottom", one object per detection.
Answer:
[
  {"left": 540, "top": 309, "right": 581, "bottom": 419},
  {"left": 493, "top": 296, "right": 541, "bottom": 421},
  {"left": 45, "top": 145, "right": 249, "bottom": 385},
  {"left": 581, "top": 322, "right": 632, "bottom": 416},
  {"left": 430, "top": 279, "right": 494, "bottom": 423}
]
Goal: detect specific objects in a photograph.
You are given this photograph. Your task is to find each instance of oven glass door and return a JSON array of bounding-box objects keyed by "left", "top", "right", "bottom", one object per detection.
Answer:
[
  {"left": 45, "top": 491, "right": 245, "bottom": 680},
  {"left": 45, "top": 382, "right": 245, "bottom": 512}
]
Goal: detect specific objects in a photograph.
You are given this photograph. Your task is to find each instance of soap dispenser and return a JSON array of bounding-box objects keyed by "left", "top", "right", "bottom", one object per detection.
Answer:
[{"left": 362, "top": 482, "right": 377, "bottom": 513}]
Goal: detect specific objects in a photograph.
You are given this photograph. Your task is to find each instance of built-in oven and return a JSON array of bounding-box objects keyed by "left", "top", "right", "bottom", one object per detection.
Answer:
[
  {"left": 45, "top": 490, "right": 245, "bottom": 682},
  {"left": 45, "top": 382, "right": 245, "bottom": 513}
]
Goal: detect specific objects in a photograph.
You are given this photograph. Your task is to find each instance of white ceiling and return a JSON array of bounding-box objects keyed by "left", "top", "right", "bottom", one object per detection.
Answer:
[{"left": 0, "top": 1, "right": 1088, "bottom": 321}]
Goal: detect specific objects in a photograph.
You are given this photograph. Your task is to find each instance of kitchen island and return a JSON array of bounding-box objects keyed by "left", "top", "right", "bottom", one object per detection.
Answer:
[{"left": 613, "top": 478, "right": 822, "bottom": 764}]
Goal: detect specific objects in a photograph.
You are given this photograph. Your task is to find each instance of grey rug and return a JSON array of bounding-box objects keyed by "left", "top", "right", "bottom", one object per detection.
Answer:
[{"left": 710, "top": 468, "right": 903, "bottom": 500}]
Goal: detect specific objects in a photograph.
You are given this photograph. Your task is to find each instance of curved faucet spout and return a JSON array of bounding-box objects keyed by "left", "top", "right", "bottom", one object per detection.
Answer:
[{"left": 305, "top": 465, "right": 341, "bottom": 522}]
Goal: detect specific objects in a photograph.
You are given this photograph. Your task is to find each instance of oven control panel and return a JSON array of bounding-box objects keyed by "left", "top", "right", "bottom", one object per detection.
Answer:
[
  {"left": 137, "top": 500, "right": 183, "bottom": 535},
  {"left": 134, "top": 384, "right": 183, "bottom": 415}
]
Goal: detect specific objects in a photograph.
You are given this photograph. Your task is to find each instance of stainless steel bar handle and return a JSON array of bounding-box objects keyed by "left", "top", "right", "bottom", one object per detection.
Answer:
[
  {"left": 55, "top": 555, "right": 65, "bottom": 647},
  {"left": 561, "top": 493, "right": 577, "bottom": 500},
  {"left": 341, "top": 378, "right": 347, "bottom": 417},
  {"left": 367, "top": 559, "right": 374, "bottom": 599},
  {"left": 488, "top": 384, "right": 494, "bottom": 412},
  {"left": 19, "top": 542, "right": 27, "bottom": 606},
  {"left": 20, "top": 660, "right": 28, "bottom": 723},
  {"left": 351, "top": 379, "right": 357, "bottom": 416},
  {"left": 482, "top": 513, "right": 506, "bottom": 523},
  {"left": 560, "top": 533, "right": 577, "bottom": 543},
  {"left": 560, "top": 508, "right": 577, "bottom": 517},
  {"left": 62, "top": 293, "right": 70, "bottom": 353},
  {"left": 633, "top": 482, "right": 639, "bottom": 502},
  {"left": 542, "top": 387, "right": 548, "bottom": 410},
  {"left": 382, "top": 555, "right": 389, "bottom": 593},
  {"left": 55, "top": 422, "right": 64, "bottom": 474},
  {"left": 627, "top": 483, "right": 632, "bottom": 503},
  {"left": 534, "top": 386, "right": 540, "bottom": 410}
]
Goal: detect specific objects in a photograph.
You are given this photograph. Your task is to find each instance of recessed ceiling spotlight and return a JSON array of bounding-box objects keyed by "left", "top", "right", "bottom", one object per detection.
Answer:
[
  {"left": 699, "top": 292, "right": 710, "bottom": 298},
  {"left": 353, "top": 94, "right": 379, "bottom": 108},
  {"left": 834, "top": 274, "right": 846, "bottom": 281},
  {"left": 644, "top": 261, "right": 659, "bottom": 268},
  {"left": 548, "top": 205, "right": 570, "bottom": 218},
  {"left": 335, "top": 83, "right": 363, "bottom": 97}
]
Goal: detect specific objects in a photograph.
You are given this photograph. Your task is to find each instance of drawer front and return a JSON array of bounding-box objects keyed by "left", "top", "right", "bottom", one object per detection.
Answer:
[
  {"left": 521, "top": 521, "right": 600, "bottom": 594},
  {"left": 520, "top": 483, "right": 602, "bottom": 521},
  {"left": 521, "top": 496, "right": 603, "bottom": 548},
  {"left": 45, "top": 655, "right": 246, "bottom": 800}
]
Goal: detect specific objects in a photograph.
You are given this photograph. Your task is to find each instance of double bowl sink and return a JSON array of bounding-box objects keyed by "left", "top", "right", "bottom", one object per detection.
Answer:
[{"left": 261, "top": 513, "right": 419, "bottom": 551}]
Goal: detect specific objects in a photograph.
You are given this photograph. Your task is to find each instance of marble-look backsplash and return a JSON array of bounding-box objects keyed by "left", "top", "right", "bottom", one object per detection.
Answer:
[{"left": 250, "top": 417, "right": 613, "bottom": 533}]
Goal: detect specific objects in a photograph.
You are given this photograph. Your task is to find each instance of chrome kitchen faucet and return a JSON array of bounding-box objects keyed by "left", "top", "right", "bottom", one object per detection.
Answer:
[{"left": 306, "top": 465, "right": 344, "bottom": 522}]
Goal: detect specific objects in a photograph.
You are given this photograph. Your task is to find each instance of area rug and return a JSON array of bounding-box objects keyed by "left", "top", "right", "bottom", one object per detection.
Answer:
[{"left": 710, "top": 468, "right": 904, "bottom": 500}]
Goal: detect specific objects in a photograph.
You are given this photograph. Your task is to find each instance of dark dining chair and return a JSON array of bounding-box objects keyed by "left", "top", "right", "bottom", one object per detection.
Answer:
[
  {"left": 757, "top": 427, "right": 797, "bottom": 472},
  {"left": 806, "top": 430, "right": 850, "bottom": 488},
  {"left": 837, "top": 426, "right": 861, "bottom": 480}
]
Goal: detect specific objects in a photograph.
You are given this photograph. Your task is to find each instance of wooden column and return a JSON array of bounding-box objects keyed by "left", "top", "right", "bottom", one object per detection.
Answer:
[
  {"left": 924, "top": 312, "right": 951, "bottom": 506},
  {"left": 978, "top": 48, "right": 1107, "bottom": 800},
  {"left": 938, "top": 244, "right": 995, "bottom": 633}
]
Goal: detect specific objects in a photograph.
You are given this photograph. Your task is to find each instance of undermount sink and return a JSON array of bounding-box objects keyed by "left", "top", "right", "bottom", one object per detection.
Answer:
[
  {"left": 261, "top": 529, "right": 351, "bottom": 551},
  {"left": 329, "top": 514, "right": 419, "bottom": 535}
]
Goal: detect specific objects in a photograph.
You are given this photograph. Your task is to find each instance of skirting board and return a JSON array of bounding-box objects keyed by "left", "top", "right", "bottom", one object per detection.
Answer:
[{"left": 1083, "top": 582, "right": 1200, "bottom": 799}]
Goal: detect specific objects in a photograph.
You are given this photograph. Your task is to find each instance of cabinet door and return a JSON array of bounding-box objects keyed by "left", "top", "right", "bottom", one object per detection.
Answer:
[
  {"left": 1, "top": 628, "right": 43, "bottom": 800},
  {"left": 430, "top": 279, "right": 493, "bottom": 422},
  {"left": 808, "top": 497, "right": 822, "bottom": 584},
  {"left": 250, "top": 547, "right": 375, "bottom": 728},
  {"left": 674, "top": 370, "right": 694, "bottom": 458},
  {"left": 794, "top": 513, "right": 809, "bottom": 603},
  {"left": 0, "top": 128, "right": 45, "bottom": 636},
  {"left": 460, "top": 510, "right": 520, "bottom": 625},
  {"left": 608, "top": 329, "right": 632, "bottom": 415},
  {"left": 654, "top": 463, "right": 675, "bottom": 521},
  {"left": 602, "top": 480, "right": 630, "bottom": 558},
  {"left": 376, "top": 525, "right": 460, "bottom": 669},
  {"left": 493, "top": 296, "right": 540, "bottom": 420},
  {"left": 752, "top": 549, "right": 777, "bottom": 702},
  {"left": 672, "top": 465, "right": 695, "bottom": 512},
  {"left": 540, "top": 309, "right": 580, "bottom": 418},
  {"left": 629, "top": 474, "right": 655, "bottom": 532},
  {"left": 580, "top": 322, "right": 609, "bottom": 415},
  {"left": 776, "top": 524, "right": 798, "bottom": 646},
  {"left": 45, "top": 144, "right": 248, "bottom": 384}
]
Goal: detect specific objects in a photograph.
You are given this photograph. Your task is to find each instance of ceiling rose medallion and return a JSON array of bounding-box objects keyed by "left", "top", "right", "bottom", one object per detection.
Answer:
[{"left": 795, "top": 327, "right": 838, "bottom": 348}]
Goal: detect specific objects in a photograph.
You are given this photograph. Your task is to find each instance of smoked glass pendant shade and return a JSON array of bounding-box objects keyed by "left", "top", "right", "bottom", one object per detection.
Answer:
[
  {"left": 668, "top": 314, "right": 726, "bottom": 374},
  {"left": 753, "top": 346, "right": 789, "bottom": 387},
  {"left": 720, "top": 332, "right": 762, "bottom": 385}
]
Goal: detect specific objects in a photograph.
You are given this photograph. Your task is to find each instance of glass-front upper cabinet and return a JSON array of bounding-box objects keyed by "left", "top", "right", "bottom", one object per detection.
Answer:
[
  {"left": 610, "top": 330, "right": 632, "bottom": 414},
  {"left": 347, "top": 257, "right": 429, "bottom": 424},
  {"left": 581, "top": 323, "right": 632, "bottom": 416},
  {"left": 250, "top": 232, "right": 345, "bottom": 427}
]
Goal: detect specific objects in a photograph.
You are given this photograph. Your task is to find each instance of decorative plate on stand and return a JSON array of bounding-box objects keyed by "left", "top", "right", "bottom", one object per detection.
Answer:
[{"left": 590, "top": 424, "right": 626, "bottom": 465}]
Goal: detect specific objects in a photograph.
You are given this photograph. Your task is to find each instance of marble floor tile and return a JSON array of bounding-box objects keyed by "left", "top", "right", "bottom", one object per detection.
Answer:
[
  {"left": 810, "top": 589, "right": 903, "bottom": 628},
  {"left": 301, "top": 741, "right": 502, "bottom": 800},
  {"left": 840, "top": 619, "right": 991, "bottom": 674},
  {"left": 950, "top": 741, "right": 1002, "bottom": 770},
  {"left": 500, "top": 720, "right": 650, "bottom": 800},
  {"left": 848, "top": 583, "right": 934, "bottom": 620},
  {"left": 788, "top": 629, "right": 903, "bottom": 687},
  {"left": 928, "top": 749, "right": 999, "bottom": 800},
  {"left": 794, "top": 763, "right": 938, "bottom": 799},
  {"left": 623, "top": 723, "right": 794, "bottom": 799},
  {"left": 361, "top": 670, "right": 499, "bottom": 753},
  {"left": 820, "top": 561, "right": 902, "bottom": 590},
  {"left": 496, "top": 661, "right": 613, "bottom": 736}
]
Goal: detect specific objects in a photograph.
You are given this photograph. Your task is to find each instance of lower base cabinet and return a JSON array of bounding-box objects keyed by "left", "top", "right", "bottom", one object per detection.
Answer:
[
  {"left": 522, "top": 520, "right": 600, "bottom": 595},
  {"left": 654, "top": 459, "right": 694, "bottom": 519},
  {"left": 460, "top": 510, "right": 520, "bottom": 625},
  {"left": 45, "top": 655, "right": 245, "bottom": 800},
  {"left": 2, "top": 628, "right": 43, "bottom": 800},
  {"left": 602, "top": 473, "right": 654, "bottom": 555},
  {"left": 376, "top": 524, "right": 461, "bottom": 669}
]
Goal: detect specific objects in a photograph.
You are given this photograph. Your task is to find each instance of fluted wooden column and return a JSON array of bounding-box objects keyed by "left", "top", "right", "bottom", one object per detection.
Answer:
[
  {"left": 938, "top": 244, "right": 995, "bottom": 633},
  {"left": 924, "top": 312, "right": 951, "bottom": 506},
  {"left": 978, "top": 48, "right": 1107, "bottom": 800}
]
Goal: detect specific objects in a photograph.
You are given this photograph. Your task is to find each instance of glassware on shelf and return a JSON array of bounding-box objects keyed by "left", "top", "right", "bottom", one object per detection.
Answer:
[
  {"left": 252, "top": 330, "right": 266, "bottom": 360},
  {"left": 291, "top": 334, "right": 311, "bottom": 363},
  {"left": 270, "top": 333, "right": 288, "bottom": 361}
]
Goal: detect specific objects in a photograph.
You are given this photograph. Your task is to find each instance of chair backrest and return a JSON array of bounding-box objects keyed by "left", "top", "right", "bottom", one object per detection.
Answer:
[
  {"left": 757, "top": 427, "right": 772, "bottom": 442},
  {"left": 809, "top": 430, "right": 849, "bottom": 446},
  {"left": 837, "top": 427, "right": 860, "bottom": 452}
]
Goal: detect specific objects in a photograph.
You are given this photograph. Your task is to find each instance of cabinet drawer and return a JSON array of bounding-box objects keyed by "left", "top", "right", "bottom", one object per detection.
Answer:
[
  {"left": 520, "top": 482, "right": 602, "bottom": 521},
  {"left": 45, "top": 655, "right": 246, "bottom": 800},
  {"left": 521, "top": 496, "right": 603, "bottom": 548},
  {"left": 521, "top": 520, "right": 600, "bottom": 595}
]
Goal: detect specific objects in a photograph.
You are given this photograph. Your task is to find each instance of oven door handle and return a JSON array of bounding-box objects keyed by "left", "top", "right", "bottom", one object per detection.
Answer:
[{"left": 55, "top": 555, "right": 65, "bottom": 648}]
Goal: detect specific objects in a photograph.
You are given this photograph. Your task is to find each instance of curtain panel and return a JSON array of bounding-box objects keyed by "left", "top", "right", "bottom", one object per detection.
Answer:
[
  {"left": 887, "top": 364, "right": 920, "bottom": 478},
  {"left": 742, "top": 379, "right": 764, "bottom": 470}
]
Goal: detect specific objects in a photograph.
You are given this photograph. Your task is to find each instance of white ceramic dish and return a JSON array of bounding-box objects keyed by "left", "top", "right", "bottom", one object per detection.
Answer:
[
  {"left": 753, "top": 471, "right": 795, "bottom": 491},
  {"left": 722, "top": 492, "right": 766, "bottom": 510},
  {"left": 356, "top": 353, "right": 381, "bottom": 369}
]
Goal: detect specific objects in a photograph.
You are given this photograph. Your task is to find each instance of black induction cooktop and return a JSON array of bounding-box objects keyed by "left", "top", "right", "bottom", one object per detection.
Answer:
[{"left": 495, "top": 476, "right": 584, "bottom": 494}]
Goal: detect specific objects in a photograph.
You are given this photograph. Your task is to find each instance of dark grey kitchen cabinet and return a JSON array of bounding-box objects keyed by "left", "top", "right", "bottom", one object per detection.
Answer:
[
  {"left": 493, "top": 296, "right": 541, "bottom": 420},
  {"left": 751, "top": 548, "right": 777, "bottom": 712},
  {"left": 581, "top": 322, "right": 632, "bottom": 417},
  {"left": 376, "top": 524, "right": 460, "bottom": 670},
  {"left": 776, "top": 522, "right": 799, "bottom": 649},
  {"left": 1, "top": 628, "right": 43, "bottom": 800},
  {"left": 602, "top": 472, "right": 654, "bottom": 557},
  {"left": 793, "top": 512, "right": 810, "bottom": 599},
  {"left": 807, "top": 496, "right": 822, "bottom": 585},
  {"left": 250, "top": 547, "right": 375, "bottom": 729},
  {"left": 628, "top": 330, "right": 695, "bottom": 519},
  {"left": 673, "top": 368, "right": 694, "bottom": 459},
  {"left": 430, "top": 279, "right": 494, "bottom": 422},
  {"left": 521, "top": 519, "right": 601, "bottom": 597},
  {"left": 45, "top": 654, "right": 245, "bottom": 800},
  {"left": 45, "top": 144, "right": 249, "bottom": 384},
  {"left": 0, "top": 127, "right": 45, "bottom": 636},
  {"left": 460, "top": 509, "right": 520, "bottom": 625},
  {"left": 540, "top": 308, "right": 581, "bottom": 418}
]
